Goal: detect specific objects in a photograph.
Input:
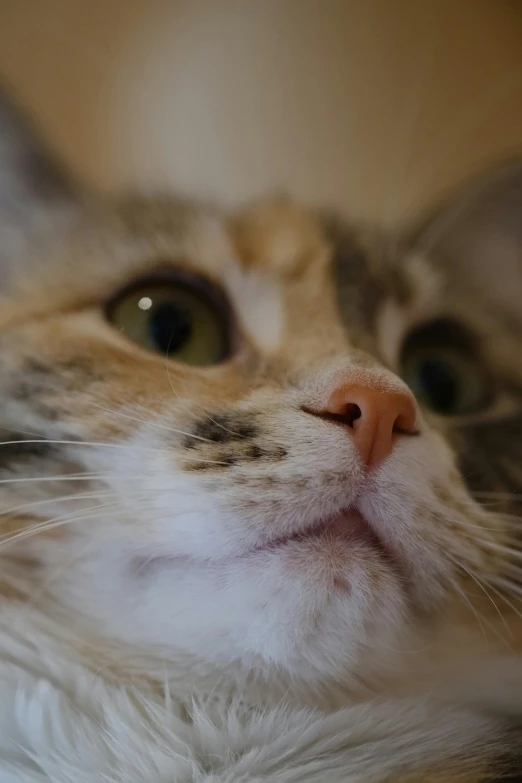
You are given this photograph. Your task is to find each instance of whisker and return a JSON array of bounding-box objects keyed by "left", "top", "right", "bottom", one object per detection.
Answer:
[
  {"left": 450, "top": 577, "right": 489, "bottom": 643},
  {"left": 161, "top": 345, "right": 249, "bottom": 440},
  {"left": 455, "top": 560, "right": 511, "bottom": 640},
  {"left": 165, "top": 340, "right": 183, "bottom": 404},
  {"left": 493, "top": 511, "right": 522, "bottom": 525},
  {"left": 0, "top": 474, "right": 106, "bottom": 485},
  {"left": 0, "top": 438, "right": 173, "bottom": 451},
  {"left": 471, "top": 539, "right": 522, "bottom": 561},
  {"left": 0, "top": 513, "right": 107, "bottom": 552},
  {"left": 199, "top": 408, "right": 248, "bottom": 440},
  {"left": 488, "top": 576, "right": 522, "bottom": 601},
  {"left": 0, "top": 453, "right": 233, "bottom": 487},
  {"left": 492, "top": 562, "right": 522, "bottom": 586},
  {"left": 0, "top": 497, "right": 212, "bottom": 549},
  {"left": 86, "top": 403, "right": 213, "bottom": 444},
  {"left": 0, "top": 490, "right": 119, "bottom": 518},
  {"left": 483, "top": 579, "right": 522, "bottom": 627},
  {"left": 473, "top": 491, "right": 522, "bottom": 501},
  {"left": 437, "top": 509, "right": 522, "bottom": 534},
  {"left": 0, "top": 499, "right": 129, "bottom": 551},
  {"left": 443, "top": 518, "right": 503, "bottom": 533}
]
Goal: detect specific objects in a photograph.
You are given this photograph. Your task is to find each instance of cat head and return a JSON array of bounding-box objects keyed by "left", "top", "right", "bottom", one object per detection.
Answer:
[{"left": 1, "top": 90, "right": 522, "bottom": 696}]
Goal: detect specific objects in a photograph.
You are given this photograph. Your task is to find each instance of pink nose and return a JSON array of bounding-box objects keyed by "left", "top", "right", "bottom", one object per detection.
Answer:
[{"left": 313, "top": 373, "right": 418, "bottom": 467}]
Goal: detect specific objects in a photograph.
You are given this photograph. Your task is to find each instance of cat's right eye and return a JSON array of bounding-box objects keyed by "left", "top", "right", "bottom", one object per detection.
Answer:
[{"left": 106, "top": 272, "right": 233, "bottom": 366}]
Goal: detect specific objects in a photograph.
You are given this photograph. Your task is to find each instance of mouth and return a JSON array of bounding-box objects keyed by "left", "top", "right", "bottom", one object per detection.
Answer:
[
  {"left": 132, "top": 509, "right": 401, "bottom": 582},
  {"left": 249, "top": 508, "right": 391, "bottom": 561}
]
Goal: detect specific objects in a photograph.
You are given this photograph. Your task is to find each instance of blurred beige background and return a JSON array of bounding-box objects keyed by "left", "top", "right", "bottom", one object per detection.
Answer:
[{"left": 0, "top": 0, "right": 521, "bottom": 225}]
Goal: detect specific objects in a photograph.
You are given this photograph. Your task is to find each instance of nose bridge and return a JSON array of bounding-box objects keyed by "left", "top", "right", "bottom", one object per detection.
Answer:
[
  {"left": 282, "top": 263, "right": 367, "bottom": 375},
  {"left": 302, "top": 357, "right": 399, "bottom": 405},
  {"left": 283, "top": 315, "right": 357, "bottom": 376},
  {"left": 327, "top": 365, "right": 414, "bottom": 407}
]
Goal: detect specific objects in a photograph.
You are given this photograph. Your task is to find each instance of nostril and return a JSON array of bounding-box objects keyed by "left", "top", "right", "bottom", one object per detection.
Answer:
[
  {"left": 343, "top": 403, "right": 362, "bottom": 428},
  {"left": 301, "top": 402, "right": 362, "bottom": 428},
  {"left": 392, "top": 410, "right": 419, "bottom": 436}
]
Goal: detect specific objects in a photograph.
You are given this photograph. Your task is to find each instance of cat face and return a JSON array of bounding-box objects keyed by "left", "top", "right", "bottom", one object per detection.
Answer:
[{"left": 1, "top": 93, "right": 522, "bottom": 692}]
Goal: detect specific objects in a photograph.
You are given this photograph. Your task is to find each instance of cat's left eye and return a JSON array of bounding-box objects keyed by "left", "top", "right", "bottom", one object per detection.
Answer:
[
  {"left": 399, "top": 319, "right": 492, "bottom": 416},
  {"left": 106, "top": 273, "right": 232, "bottom": 366}
]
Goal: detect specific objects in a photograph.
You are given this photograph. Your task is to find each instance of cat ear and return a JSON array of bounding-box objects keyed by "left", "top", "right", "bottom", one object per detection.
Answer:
[
  {"left": 411, "top": 160, "right": 522, "bottom": 316},
  {"left": 0, "top": 89, "right": 79, "bottom": 275}
]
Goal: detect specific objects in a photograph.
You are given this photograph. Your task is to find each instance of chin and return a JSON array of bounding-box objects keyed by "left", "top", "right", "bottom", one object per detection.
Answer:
[{"left": 47, "top": 506, "right": 410, "bottom": 687}]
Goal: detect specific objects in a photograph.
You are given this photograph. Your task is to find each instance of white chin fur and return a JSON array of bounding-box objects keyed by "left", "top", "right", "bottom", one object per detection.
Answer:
[{"left": 40, "top": 527, "right": 407, "bottom": 683}]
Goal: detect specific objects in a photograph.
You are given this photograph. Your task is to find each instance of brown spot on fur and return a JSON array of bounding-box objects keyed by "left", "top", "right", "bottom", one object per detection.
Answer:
[
  {"left": 184, "top": 461, "right": 218, "bottom": 472},
  {"left": 184, "top": 441, "right": 287, "bottom": 472},
  {"left": 188, "top": 414, "right": 258, "bottom": 447}
]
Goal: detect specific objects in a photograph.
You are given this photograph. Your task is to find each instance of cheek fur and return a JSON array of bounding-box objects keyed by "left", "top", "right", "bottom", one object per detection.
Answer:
[{"left": 112, "top": 399, "right": 367, "bottom": 558}]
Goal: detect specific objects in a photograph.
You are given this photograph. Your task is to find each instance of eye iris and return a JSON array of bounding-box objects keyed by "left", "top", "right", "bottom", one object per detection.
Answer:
[
  {"left": 417, "top": 357, "right": 458, "bottom": 414},
  {"left": 149, "top": 302, "right": 192, "bottom": 354}
]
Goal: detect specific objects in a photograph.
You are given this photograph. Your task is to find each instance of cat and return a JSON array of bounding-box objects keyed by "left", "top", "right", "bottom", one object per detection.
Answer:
[{"left": 0, "top": 89, "right": 522, "bottom": 783}]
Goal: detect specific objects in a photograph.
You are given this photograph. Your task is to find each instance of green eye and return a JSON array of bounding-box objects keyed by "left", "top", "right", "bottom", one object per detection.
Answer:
[
  {"left": 107, "top": 274, "right": 232, "bottom": 366},
  {"left": 400, "top": 320, "right": 491, "bottom": 416}
]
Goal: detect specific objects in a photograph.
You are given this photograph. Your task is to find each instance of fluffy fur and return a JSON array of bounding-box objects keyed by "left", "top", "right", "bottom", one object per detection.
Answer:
[{"left": 1, "top": 91, "right": 522, "bottom": 781}]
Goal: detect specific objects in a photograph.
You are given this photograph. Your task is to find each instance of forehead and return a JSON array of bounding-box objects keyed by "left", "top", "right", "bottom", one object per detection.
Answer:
[{"left": 232, "top": 200, "right": 410, "bottom": 330}]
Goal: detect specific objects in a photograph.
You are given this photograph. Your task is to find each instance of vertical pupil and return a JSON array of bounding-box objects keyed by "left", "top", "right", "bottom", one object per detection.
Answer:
[
  {"left": 149, "top": 301, "right": 192, "bottom": 354},
  {"left": 419, "top": 357, "right": 458, "bottom": 412}
]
